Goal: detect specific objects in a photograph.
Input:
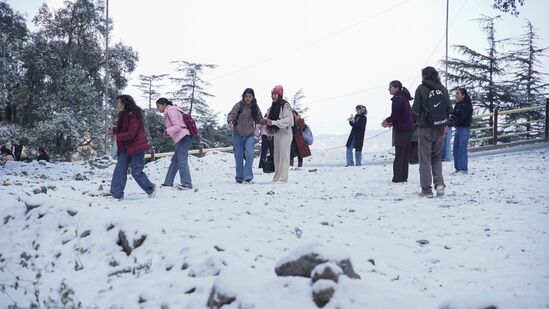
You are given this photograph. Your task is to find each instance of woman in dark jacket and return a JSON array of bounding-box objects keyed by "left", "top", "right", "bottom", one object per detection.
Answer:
[
  {"left": 345, "top": 105, "right": 367, "bottom": 166},
  {"left": 382, "top": 80, "right": 415, "bottom": 182},
  {"left": 451, "top": 87, "right": 473, "bottom": 174},
  {"left": 290, "top": 110, "right": 311, "bottom": 167},
  {"left": 110, "top": 95, "right": 156, "bottom": 200}
]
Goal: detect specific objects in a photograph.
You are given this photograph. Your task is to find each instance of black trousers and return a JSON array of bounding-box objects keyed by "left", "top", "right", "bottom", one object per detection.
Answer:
[
  {"left": 393, "top": 130, "right": 412, "bottom": 182},
  {"left": 259, "top": 135, "right": 274, "bottom": 168}
]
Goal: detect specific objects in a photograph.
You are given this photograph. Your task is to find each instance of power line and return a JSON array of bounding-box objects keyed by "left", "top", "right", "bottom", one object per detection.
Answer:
[{"left": 211, "top": 0, "right": 415, "bottom": 81}]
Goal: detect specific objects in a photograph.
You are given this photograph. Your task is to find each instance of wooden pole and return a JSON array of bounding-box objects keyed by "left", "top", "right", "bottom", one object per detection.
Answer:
[{"left": 493, "top": 108, "right": 499, "bottom": 145}]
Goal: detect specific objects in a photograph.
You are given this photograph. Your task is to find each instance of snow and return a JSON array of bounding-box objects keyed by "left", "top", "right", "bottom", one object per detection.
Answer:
[{"left": 0, "top": 135, "right": 548, "bottom": 308}]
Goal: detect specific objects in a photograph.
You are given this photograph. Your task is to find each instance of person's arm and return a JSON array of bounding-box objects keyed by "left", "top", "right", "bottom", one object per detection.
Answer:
[
  {"left": 271, "top": 104, "right": 294, "bottom": 128},
  {"left": 115, "top": 116, "right": 139, "bottom": 142},
  {"left": 227, "top": 102, "right": 240, "bottom": 125},
  {"left": 165, "top": 108, "right": 186, "bottom": 137},
  {"left": 386, "top": 98, "right": 401, "bottom": 124},
  {"left": 412, "top": 87, "right": 422, "bottom": 115},
  {"left": 255, "top": 106, "right": 266, "bottom": 125}
]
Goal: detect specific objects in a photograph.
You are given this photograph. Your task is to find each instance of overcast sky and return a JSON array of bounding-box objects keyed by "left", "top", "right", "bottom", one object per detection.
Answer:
[{"left": 7, "top": 0, "right": 549, "bottom": 135}]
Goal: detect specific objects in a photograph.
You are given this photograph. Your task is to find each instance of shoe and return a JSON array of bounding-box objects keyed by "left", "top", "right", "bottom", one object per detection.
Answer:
[
  {"left": 435, "top": 185, "right": 445, "bottom": 197},
  {"left": 290, "top": 159, "right": 294, "bottom": 166},
  {"left": 160, "top": 183, "right": 172, "bottom": 187},
  {"left": 244, "top": 179, "right": 253, "bottom": 184},
  {"left": 298, "top": 161, "right": 303, "bottom": 168},
  {"left": 236, "top": 180, "right": 243, "bottom": 184},
  {"left": 148, "top": 185, "right": 157, "bottom": 198},
  {"left": 419, "top": 190, "right": 434, "bottom": 198},
  {"left": 106, "top": 193, "right": 123, "bottom": 201},
  {"left": 177, "top": 184, "right": 192, "bottom": 190}
]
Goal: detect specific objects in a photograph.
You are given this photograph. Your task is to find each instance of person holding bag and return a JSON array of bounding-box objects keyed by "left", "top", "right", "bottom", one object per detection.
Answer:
[
  {"left": 156, "top": 97, "right": 193, "bottom": 190},
  {"left": 290, "top": 110, "right": 311, "bottom": 167}
]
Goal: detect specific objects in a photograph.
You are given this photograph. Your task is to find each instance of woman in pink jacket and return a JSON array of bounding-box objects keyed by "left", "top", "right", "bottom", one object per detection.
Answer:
[{"left": 156, "top": 98, "right": 193, "bottom": 189}]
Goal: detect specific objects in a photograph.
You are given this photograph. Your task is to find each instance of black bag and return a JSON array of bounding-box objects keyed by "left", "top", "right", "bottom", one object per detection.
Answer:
[
  {"left": 425, "top": 88, "right": 448, "bottom": 127},
  {"left": 262, "top": 155, "right": 275, "bottom": 173}
]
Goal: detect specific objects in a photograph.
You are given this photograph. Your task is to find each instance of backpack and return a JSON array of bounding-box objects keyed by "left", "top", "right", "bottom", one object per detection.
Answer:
[
  {"left": 424, "top": 88, "right": 448, "bottom": 127},
  {"left": 178, "top": 110, "right": 199, "bottom": 138}
]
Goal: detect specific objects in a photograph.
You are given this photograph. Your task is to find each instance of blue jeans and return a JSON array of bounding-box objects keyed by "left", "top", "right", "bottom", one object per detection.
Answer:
[
  {"left": 441, "top": 127, "right": 453, "bottom": 161},
  {"left": 346, "top": 137, "right": 362, "bottom": 166},
  {"left": 453, "top": 127, "right": 470, "bottom": 172},
  {"left": 110, "top": 148, "right": 155, "bottom": 199},
  {"left": 164, "top": 135, "right": 193, "bottom": 188},
  {"left": 232, "top": 132, "right": 255, "bottom": 181}
]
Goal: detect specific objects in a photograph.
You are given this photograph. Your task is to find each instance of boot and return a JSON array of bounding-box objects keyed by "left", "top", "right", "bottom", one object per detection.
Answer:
[
  {"left": 298, "top": 160, "right": 303, "bottom": 167},
  {"left": 290, "top": 159, "right": 294, "bottom": 166}
]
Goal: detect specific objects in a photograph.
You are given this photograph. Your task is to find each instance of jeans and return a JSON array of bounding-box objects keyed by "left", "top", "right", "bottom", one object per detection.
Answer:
[
  {"left": 441, "top": 127, "right": 453, "bottom": 161},
  {"left": 453, "top": 127, "right": 470, "bottom": 172},
  {"left": 110, "top": 148, "right": 155, "bottom": 199},
  {"left": 346, "top": 137, "right": 362, "bottom": 166},
  {"left": 164, "top": 135, "right": 193, "bottom": 188},
  {"left": 232, "top": 132, "right": 255, "bottom": 182}
]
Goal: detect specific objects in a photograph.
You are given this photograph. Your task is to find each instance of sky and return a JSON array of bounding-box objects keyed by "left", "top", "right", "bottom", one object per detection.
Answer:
[{"left": 6, "top": 0, "right": 549, "bottom": 135}]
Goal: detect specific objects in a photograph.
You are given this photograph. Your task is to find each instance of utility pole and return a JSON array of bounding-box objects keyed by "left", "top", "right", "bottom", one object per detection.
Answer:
[
  {"left": 445, "top": 0, "right": 449, "bottom": 89},
  {"left": 104, "top": 0, "right": 110, "bottom": 154}
]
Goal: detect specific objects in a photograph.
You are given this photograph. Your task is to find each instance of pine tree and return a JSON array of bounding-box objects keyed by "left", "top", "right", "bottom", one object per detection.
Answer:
[
  {"left": 135, "top": 74, "right": 169, "bottom": 109},
  {"left": 492, "top": 0, "right": 525, "bottom": 16},
  {"left": 5, "top": 0, "right": 138, "bottom": 160},
  {"left": 170, "top": 61, "right": 217, "bottom": 123},
  {"left": 289, "top": 89, "right": 309, "bottom": 116},
  {"left": 443, "top": 15, "right": 514, "bottom": 125},
  {"left": 507, "top": 19, "right": 548, "bottom": 132}
]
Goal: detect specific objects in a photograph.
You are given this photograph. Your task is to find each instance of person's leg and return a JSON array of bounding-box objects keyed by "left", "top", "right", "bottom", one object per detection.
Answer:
[
  {"left": 110, "top": 149, "right": 129, "bottom": 198},
  {"left": 178, "top": 135, "right": 193, "bottom": 188},
  {"left": 355, "top": 151, "right": 362, "bottom": 166},
  {"left": 163, "top": 144, "right": 179, "bottom": 186},
  {"left": 399, "top": 131, "right": 412, "bottom": 181},
  {"left": 431, "top": 127, "right": 445, "bottom": 188},
  {"left": 273, "top": 134, "right": 282, "bottom": 181},
  {"left": 453, "top": 128, "right": 460, "bottom": 172},
  {"left": 462, "top": 127, "right": 470, "bottom": 172},
  {"left": 129, "top": 151, "right": 155, "bottom": 195},
  {"left": 418, "top": 128, "right": 433, "bottom": 191},
  {"left": 259, "top": 135, "right": 268, "bottom": 168},
  {"left": 346, "top": 137, "right": 355, "bottom": 166},
  {"left": 232, "top": 132, "right": 245, "bottom": 182},
  {"left": 243, "top": 135, "right": 255, "bottom": 181},
  {"left": 393, "top": 131, "right": 403, "bottom": 181},
  {"left": 276, "top": 132, "right": 293, "bottom": 182}
]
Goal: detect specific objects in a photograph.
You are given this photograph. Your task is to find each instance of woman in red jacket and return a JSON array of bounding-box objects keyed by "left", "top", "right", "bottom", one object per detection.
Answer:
[{"left": 110, "top": 95, "right": 156, "bottom": 200}]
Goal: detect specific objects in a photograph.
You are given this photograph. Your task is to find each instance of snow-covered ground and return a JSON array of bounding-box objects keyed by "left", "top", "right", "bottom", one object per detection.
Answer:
[{"left": 1, "top": 135, "right": 548, "bottom": 309}]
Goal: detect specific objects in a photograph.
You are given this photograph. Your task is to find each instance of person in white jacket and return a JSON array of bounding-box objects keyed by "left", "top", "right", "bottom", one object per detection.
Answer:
[
  {"left": 264, "top": 85, "right": 294, "bottom": 182},
  {"left": 156, "top": 97, "right": 193, "bottom": 190}
]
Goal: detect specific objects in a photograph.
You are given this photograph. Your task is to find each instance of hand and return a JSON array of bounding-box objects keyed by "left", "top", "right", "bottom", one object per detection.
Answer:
[
  {"left": 266, "top": 119, "right": 273, "bottom": 126},
  {"left": 267, "top": 136, "right": 273, "bottom": 141},
  {"left": 228, "top": 121, "right": 234, "bottom": 129},
  {"left": 112, "top": 134, "right": 117, "bottom": 141},
  {"left": 163, "top": 130, "right": 168, "bottom": 137}
]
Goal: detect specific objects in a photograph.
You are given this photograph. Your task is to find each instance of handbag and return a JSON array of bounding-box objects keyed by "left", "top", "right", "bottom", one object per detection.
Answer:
[
  {"left": 302, "top": 125, "right": 314, "bottom": 145},
  {"left": 262, "top": 155, "right": 275, "bottom": 173}
]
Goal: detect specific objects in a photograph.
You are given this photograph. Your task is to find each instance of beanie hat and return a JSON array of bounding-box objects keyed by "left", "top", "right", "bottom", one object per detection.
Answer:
[
  {"left": 242, "top": 88, "right": 255, "bottom": 98},
  {"left": 271, "top": 85, "right": 284, "bottom": 97}
]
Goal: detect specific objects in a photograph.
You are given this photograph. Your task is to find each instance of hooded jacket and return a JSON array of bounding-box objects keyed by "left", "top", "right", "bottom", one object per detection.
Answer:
[{"left": 412, "top": 80, "right": 452, "bottom": 128}]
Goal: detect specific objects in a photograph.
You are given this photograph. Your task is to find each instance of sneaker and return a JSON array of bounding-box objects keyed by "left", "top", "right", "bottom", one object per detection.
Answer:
[
  {"left": 435, "top": 185, "right": 445, "bottom": 197},
  {"left": 419, "top": 190, "right": 434, "bottom": 198},
  {"left": 106, "top": 193, "right": 123, "bottom": 201},
  {"left": 244, "top": 179, "right": 253, "bottom": 184},
  {"left": 236, "top": 180, "right": 243, "bottom": 184},
  {"left": 148, "top": 185, "right": 157, "bottom": 198},
  {"left": 177, "top": 184, "right": 192, "bottom": 190}
]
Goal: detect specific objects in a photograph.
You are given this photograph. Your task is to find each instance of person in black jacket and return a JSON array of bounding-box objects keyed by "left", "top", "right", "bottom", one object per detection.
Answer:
[
  {"left": 345, "top": 105, "right": 367, "bottom": 166},
  {"left": 451, "top": 87, "right": 473, "bottom": 174},
  {"left": 36, "top": 148, "right": 50, "bottom": 162}
]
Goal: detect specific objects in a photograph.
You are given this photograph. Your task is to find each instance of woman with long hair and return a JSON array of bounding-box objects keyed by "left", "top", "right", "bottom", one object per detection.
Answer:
[
  {"left": 345, "top": 105, "right": 367, "bottom": 166},
  {"left": 227, "top": 88, "right": 264, "bottom": 183},
  {"left": 156, "top": 97, "right": 193, "bottom": 189},
  {"left": 382, "top": 80, "right": 415, "bottom": 182},
  {"left": 110, "top": 95, "right": 156, "bottom": 199},
  {"left": 452, "top": 87, "right": 473, "bottom": 174},
  {"left": 265, "top": 85, "right": 294, "bottom": 182}
]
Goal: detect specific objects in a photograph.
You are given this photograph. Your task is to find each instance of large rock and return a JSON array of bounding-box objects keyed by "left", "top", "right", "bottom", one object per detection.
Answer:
[{"left": 275, "top": 242, "right": 360, "bottom": 279}]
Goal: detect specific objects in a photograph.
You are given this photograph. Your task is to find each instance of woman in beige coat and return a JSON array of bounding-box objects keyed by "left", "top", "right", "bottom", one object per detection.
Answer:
[{"left": 265, "top": 85, "right": 294, "bottom": 182}]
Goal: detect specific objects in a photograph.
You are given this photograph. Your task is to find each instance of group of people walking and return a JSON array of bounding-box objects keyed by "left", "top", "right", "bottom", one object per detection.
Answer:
[{"left": 378, "top": 66, "right": 473, "bottom": 198}]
